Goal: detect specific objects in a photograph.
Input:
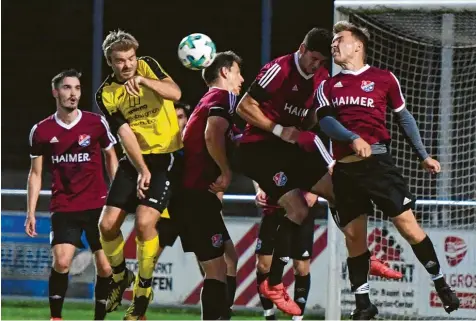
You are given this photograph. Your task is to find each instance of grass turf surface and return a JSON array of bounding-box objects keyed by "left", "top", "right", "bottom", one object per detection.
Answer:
[{"left": 2, "top": 300, "right": 304, "bottom": 320}]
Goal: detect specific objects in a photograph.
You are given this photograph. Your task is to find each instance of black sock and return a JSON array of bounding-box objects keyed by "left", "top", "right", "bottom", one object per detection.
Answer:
[
  {"left": 49, "top": 268, "right": 69, "bottom": 318},
  {"left": 294, "top": 273, "right": 311, "bottom": 316},
  {"left": 201, "top": 279, "right": 227, "bottom": 320},
  {"left": 347, "top": 251, "right": 371, "bottom": 310},
  {"left": 112, "top": 260, "right": 126, "bottom": 275},
  {"left": 257, "top": 271, "right": 274, "bottom": 316},
  {"left": 94, "top": 275, "right": 111, "bottom": 320},
  {"left": 410, "top": 235, "right": 445, "bottom": 288},
  {"left": 268, "top": 217, "right": 300, "bottom": 286},
  {"left": 223, "top": 275, "right": 237, "bottom": 319}
]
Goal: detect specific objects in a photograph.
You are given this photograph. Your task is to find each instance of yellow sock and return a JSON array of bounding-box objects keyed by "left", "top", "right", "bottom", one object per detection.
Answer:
[
  {"left": 135, "top": 235, "right": 159, "bottom": 297},
  {"left": 100, "top": 233, "right": 125, "bottom": 282}
]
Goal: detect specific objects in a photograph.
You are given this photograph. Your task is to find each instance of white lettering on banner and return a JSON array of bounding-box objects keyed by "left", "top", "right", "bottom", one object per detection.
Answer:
[
  {"left": 284, "top": 103, "right": 309, "bottom": 117},
  {"left": 51, "top": 153, "right": 90, "bottom": 163},
  {"left": 332, "top": 96, "right": 375, "bottom": 108}
]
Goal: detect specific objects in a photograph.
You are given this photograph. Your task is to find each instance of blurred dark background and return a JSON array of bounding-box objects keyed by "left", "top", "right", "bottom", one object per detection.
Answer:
[{"left": 1, "top": 0, "right": 334, "bottom": 214}]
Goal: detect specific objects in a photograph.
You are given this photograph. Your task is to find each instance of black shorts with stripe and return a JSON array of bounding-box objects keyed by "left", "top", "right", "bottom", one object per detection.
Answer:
[
  {"left": 106, "top": 153, "right": 175, "bottom": 214},
  {"left": 234, "top": 138, "right": 333, "bottom": 201},
  {"left": 332, "top": 153, "right": 415, "bottom": 228}
]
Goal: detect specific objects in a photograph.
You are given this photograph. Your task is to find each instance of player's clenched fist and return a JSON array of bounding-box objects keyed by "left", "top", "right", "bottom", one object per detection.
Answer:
[
  {"left": 351, "top": 137, "right": 372, "bottom": 158},
  {"left": 422, "top": 157, "right": 441, "bottom": 174},
  {"left": 137, "top": 168, "right": 151, "bottom": 199},
  {"left": 24, "top": 215, "right": 37, "bottom": 237},
  {"left": 280, "top": 126, "right": 300, "bottom": 143},
  {"left": 125, "top": 75, "right": 143, "bottom": 97}
]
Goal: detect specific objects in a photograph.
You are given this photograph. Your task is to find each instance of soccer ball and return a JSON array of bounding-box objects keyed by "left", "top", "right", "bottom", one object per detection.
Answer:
[{"left": 178, "top": 33, "right": 216, "bottom": 70}]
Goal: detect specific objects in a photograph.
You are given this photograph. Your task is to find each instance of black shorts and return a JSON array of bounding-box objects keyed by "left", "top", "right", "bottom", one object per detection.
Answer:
[
  {"left": 106, "top": 154, "right": 175, "bottom": 214},
  {"left": 175, "top": 189, "right": 231, "bottom": 262},
  {"left": 155, "top": 190, "right": 182, "bottom": 247},
  {"left": 50, "top": 208, "right": 102, "bottom": 252},
  {"left": 255, "top": 208, "right": 314, "bottom": 260},
  {"left": 332, "top": 153, "right": 415, "bottom": 228},
  {"left": 234, "top": 139, "right": 332, "bottom": 201}
]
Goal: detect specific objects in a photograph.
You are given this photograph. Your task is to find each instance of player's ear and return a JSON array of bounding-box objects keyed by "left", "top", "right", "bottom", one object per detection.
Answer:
[
  {"left": 220, "top": 66, "right": 229, "bottom": 78},
  {"left": 52, "top": 89, "right": 58, "bottom": 98},
  {"left": 299, "top": 43, "right": 306, "bottom": 55}
]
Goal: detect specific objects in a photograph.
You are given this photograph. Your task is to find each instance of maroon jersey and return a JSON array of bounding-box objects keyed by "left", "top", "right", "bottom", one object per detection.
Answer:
[
  {"left": 29, "top": 110, "right": 116, "bottom": 212},
  {"left": 241, "top": 52, "right": 329, "bottom": 143},
  {"left": 182, "top": 87, "right": 237, "bottom": 190},
  {"left": 315, "top": 65, "right": 405, "bottom": 160}
]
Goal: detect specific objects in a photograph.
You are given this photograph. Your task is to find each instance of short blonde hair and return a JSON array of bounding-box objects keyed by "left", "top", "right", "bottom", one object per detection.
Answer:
[
  {"left": 333, "top": 21, "right": 370, "bottom": 59},
  {"left": 102, "top": 29, "right": 139, "bottom": 63}
]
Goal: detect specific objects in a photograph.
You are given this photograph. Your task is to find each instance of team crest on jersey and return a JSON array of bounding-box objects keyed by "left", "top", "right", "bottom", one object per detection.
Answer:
[
  {"left": 273, "top": 171, "right": 288, "bottom": 187},
  {"left": 78, "top": 134, "right": 91, "bottom": 147},
  {"left": 361, "top": 80, "right": 375, "bottom": 92},
  {"left": 211, "top": 233, "right": 223, "bottom": 248}
]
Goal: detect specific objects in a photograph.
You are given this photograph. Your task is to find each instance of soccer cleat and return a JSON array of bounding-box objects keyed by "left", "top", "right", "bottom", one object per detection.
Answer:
[
  {"left": 259, "top": 279, "right": 301, "bottom": 316},
  {"left": 123, "top": 291, "right": 154, "bottom": 320},
  {"left": 106, "top": 268, "right": 136, "bottom": 313},
  {"left": 50, "top": 318, "right": 63, "bottom": 321},
  {"left": 369, "top": 255, "right": 403, "bottom": 280},
  {"left": 436, "top": 285, "right": 460, "bottom": 314},
  {"left": 350, "top": 303, "right": 378, "bottom": 320}
]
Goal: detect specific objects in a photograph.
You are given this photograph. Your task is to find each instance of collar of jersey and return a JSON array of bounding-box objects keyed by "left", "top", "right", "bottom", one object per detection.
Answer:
[
  {"left": 294, "top": 52, "right": 314, "bottom": 80},
  {"left": 340, "top": 64, "right": 370, "bottom": 76},
  {"left": 54, "top": 109, "right": 82, "bottom": 130}
]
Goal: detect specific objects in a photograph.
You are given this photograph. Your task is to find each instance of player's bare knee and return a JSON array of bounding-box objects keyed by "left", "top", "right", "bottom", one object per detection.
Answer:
[
  {"left": 98, "top": 207, "right": 122, "bottom": 240},
  {"left": 293, "top": 259, "right": 310, "bottom": 276},
  {"left": 53, "top": 256, "right": 71, "bottom": 273},
  {"left": 256, "top": 255, "right": 272, "bottom": 273},
  {"left": 200, "top": 256, "right": 227, "bottom": 281},
  {"left": 135, "top": 206, "right": 160, "bottom": 240},
  {"left": 392, "top": 209, "right": 426, "bottom": 244},
  {"left": 224, "top": 241, "right": 238, "bottom": 272}
]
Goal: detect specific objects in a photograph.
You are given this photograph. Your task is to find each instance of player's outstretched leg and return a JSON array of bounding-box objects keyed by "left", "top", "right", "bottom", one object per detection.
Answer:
[
  {"left": 392, "top": 210, "right": 459, "bottom": 314},
  {"left": 93, "top": 250, "right": 113, "bottom": 320},
  {"left": 256, "top": 256, "right": 276, "bottom": 320},
  {"left": 123, "top": 205, "right": 161, "bottom": 320},
  {"left": 49, "top": 244, "right": 76, "bottom": 321},
  {"left": 260, "top": 190, "right": 305, "bottom": 316},
  {"left": 292, "top": 260, "right": 311, "bottom": 321},
  {"left": 99, "top": 206, "right": 135, "bottom": 313}
]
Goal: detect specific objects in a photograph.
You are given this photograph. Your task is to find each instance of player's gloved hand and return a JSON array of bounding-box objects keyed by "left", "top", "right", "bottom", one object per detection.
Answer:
[
  {"left": 125, "top": 76, "right": 142, "bottom": 97},
  {"left": 209, "top": 170, "right": 232, "bottom": 194},
  {"left": 137, "top": 168, "right": 151, "bottom": 199},
  {"left": 255, "top": 189, "right": 268, "bottom": 207},
  {"left": 421, "top": 157, "right": 441, "bottom": 174},
  {"left": 351, "top": 137, "right": 372, "bottom": 158},
  {"left": 25, "top": 215, "right": 37, "bottom": 237}
]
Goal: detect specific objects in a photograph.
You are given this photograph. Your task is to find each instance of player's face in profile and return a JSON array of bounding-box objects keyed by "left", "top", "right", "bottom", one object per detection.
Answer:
[
  {"left": 226, "top": 62, "right": 244, "bottom": 95},
  {"left": 53, "top": 77, "right": 81, "bottom": 110},
  {"left": 175, "top": 108, "right": 188, "bottom": 136},
  {"left": 109, "top": 48, "right": 138, "bottom": 81},
  {"left": 332, "top": 31, "right": 357, "bottom": 64}
]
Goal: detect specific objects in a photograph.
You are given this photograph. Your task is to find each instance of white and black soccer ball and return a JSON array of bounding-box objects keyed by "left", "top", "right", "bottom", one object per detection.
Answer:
[{"left": 178, "top": 33, "right": 216, "bottom": 70}]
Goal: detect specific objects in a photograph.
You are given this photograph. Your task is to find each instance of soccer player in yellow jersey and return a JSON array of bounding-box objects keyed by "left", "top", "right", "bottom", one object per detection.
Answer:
[{"left": 95, "top": 29, "right": 182, "bottom": 320}]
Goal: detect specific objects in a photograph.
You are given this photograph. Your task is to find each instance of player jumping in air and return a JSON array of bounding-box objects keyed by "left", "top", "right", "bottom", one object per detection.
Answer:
[
  {"left": 26, "top": 69, "right": 118, "bottom": 321},
  {"left": 96, "top": 29, "right": 182, "bottom": 320},
  {"left": 306, "top": 21, "right": 460, "bottom": 319},
  {"left": 176, "top": 51, "right": 243, "bottom": 320}
]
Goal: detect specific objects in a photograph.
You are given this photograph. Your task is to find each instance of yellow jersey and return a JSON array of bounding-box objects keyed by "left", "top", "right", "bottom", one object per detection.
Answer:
[{"left": 96, "top": 56, "right": 182, "bottom": 154}]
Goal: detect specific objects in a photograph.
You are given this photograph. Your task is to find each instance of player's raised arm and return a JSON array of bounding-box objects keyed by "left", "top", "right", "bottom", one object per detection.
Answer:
[
  {"left": 26, "top": 125, "right": 44, "bottom": 237},
  {"left": 135, "top": 56, "right": 181, "bottom": 101},
  {"left": 387, "top": 72, "right": 441, "bottom": 173},
  {"left": 237, "top": 64, "right": 298, "bottom": 143}
]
